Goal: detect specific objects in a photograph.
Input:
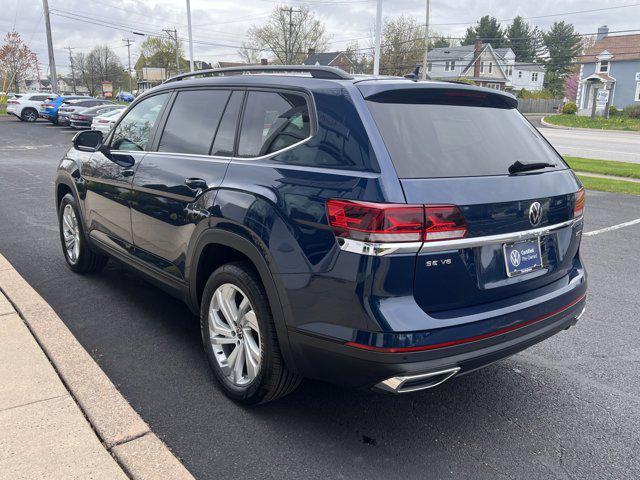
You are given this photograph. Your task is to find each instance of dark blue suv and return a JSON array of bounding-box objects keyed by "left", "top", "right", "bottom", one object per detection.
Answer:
[{"left": 54, "top": 66, "right": 587, "bottom": 404}]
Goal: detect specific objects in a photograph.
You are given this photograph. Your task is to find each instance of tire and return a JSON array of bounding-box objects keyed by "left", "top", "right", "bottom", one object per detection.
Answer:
[
  {"left": 51, "top": 117, "right": 58, "bottom": 125},
  {"left": 200, "top": 261, "right": 301, "bottom": 405},
  {"left": 58, "top": 193, "right": 108, "bottom": 273},
  {"left": 21, "top": 108, "right": 38, "bottom": 122}
]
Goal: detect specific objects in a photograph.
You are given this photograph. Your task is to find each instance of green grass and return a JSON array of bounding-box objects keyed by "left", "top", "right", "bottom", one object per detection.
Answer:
[
  {"left": 545, "top": 114, "right": 640, "bottom": 131},
  {"left": 578, "top": 175, "right": 640, "bottom": 195},
  {"left": 0, "top": 103, "right": 6, "bottom": 115},
  {"left": 564, "top": 156, "right": 640, "bottom": 179}
]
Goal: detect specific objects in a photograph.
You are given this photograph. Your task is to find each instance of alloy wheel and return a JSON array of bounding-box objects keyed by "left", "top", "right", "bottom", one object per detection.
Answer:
[
  {"left": 24, "top": 110, "right": 37, "bottom": 122},
  {"left": 208, "top": 283, "right": 262, "bottom": 386},
  {"left": 62, "top": 204, "right": 80, "bottom": 264}
]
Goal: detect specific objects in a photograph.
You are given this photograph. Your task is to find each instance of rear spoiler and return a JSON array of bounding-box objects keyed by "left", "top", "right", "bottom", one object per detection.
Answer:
[{"left": 358, "top": 83, "right": 518, "bottom": 109}]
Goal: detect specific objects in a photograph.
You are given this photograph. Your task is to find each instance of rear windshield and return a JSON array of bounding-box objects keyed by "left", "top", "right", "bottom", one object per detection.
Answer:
[{"left": 367, "top": 98, "right": 565, "bottom": 178}]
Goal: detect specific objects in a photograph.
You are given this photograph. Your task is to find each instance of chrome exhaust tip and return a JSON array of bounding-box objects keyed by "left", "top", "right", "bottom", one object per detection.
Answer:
[
  {"left": 374, "top": 367, "right": 461, "bottom": 394},
  {"left": 575, "top": 305, "right": 586, "bottom": 320}
]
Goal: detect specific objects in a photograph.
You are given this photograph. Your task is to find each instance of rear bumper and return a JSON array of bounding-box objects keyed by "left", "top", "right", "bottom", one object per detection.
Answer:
[{"left": 287, "top": 278, "right": 586, "bottom": 392}]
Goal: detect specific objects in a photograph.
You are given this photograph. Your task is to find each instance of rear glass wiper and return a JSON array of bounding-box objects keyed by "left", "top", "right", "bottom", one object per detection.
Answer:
[{"left": 508, "top": 160, "right": 556, "bottom": 174}]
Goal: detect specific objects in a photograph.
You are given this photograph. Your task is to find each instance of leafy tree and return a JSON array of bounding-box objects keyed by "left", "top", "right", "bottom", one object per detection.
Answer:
[
  {"left": 431, "top": 36, "right": 450, "bottom": 48},
  {"left": 461, "top": 16, "right": 506, "bottom": 48},
  {"left": 542, "top": 21, "right": 581, "bottom": 96},
  {"left": 139, "top": 36, "right": 186, "bottom": 76},
  {"left": 344, "top": 41, "right": 371, "bottom": 74},
  {"left": 243, "top": 6, "right": 328, "bottom": 64},
  {"left": 0, "top": 31, "right": 37, "bottom": 93},
  {"left": 378, "top": 15, "right": 426, "bottom": 75},
  {"left": 506, "top": 16, "right": 542, "bottom": 62}
]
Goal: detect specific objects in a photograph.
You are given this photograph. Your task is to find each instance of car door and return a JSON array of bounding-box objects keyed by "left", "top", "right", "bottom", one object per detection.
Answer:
[
  {"left": 82, "top": 92, "right": 171, "bottom": 254},
  {"left": 129, "top": 89, "right": 243, "bottom": 281}
]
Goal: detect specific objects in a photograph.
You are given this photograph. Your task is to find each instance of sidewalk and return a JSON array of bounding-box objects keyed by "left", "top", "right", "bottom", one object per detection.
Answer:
[
  {"left": 0, "top": 253, "right": 195, "bottom": 480},
  {"left": 0, "top": 291, "right": 128, "bottom": 479}
]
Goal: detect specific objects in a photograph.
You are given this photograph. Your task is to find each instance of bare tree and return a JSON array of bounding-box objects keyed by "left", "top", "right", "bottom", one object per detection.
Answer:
[
  {"left": 238, "top": 41, "right": 265, "bottom": 64},
  {"left": 242, "top": 5, "right": 329, "bottom": 64},
  {"left": 0, "top": 31, "right": 37, "bottom": 93},
  {"left": 376, "top": 16, "right": 426, "bottom": 76},
  {"left": 73, "top": 45, "right": 123, "bottom": 96}
]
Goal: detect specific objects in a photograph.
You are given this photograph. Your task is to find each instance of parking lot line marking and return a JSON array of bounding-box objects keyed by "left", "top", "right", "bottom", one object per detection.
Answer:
[{"left": 584, "top": 218, "right": 640, "bottom": 236}]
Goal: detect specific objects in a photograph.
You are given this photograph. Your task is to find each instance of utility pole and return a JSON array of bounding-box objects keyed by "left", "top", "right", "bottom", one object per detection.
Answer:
[
  {"left": 420, "top": 0, "right": 431, "bottom": 80},
  {"left": 122, "top": 38, "right": 133, "bottom": 92},
  {"left": 186, "top": 0, "right": 194, "bottom": 71},
  {"left": 373, "top": 0, "right": 382, "bottom": 75},
  {"left": 282, "top": 7, "right": 301, "bottom": 64},
  {"left": 42, "top": 0, "right": 58, "bottom": 94},
  {"left": 164, "top": 28, "right": 180, "bottom": 75},
  {"left": 66, "top": 47, "right": 77, "bottom": 94}
]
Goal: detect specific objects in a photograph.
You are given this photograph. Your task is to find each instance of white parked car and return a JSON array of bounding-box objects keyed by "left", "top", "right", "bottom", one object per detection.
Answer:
[
  {"left": 91, "top": 107, "right": 126, "bottom": 133},
  {"left": 6, "top": 92, "right": 51, "bottom": 122}
]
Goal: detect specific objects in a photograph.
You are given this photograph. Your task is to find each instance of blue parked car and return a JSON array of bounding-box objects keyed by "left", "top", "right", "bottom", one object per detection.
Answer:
[
  {"left": 41, "top": 95, "right": 92, "bottom": 124},
  {"left": 115, "top": 91, "right": 135, "bottom": 102},
  {"left": 54, "top": 66, "right": 587, "bottom": 404}
]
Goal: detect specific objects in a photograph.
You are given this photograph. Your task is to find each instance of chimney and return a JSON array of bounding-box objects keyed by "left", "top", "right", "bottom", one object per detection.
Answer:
[
  {"left": 597, "top": 25, "right": 609, "bottom": 42},
  {"left": 473, "top": 38, "right": 483, "bottom": 78},
  {"left": 307, "top": 48, "right": 316, "bottom": 56},
  {"left": 260, "top": 58, "right": 268, "bottom": 65}
]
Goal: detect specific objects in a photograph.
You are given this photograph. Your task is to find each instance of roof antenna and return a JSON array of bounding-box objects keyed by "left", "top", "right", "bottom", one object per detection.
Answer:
[{"left": 404, "top": 65, "right": 426, "bottom": 82}]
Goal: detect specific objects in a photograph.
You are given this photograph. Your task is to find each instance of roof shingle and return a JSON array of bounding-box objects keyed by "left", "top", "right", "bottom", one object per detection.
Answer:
[{"left": 578, "top": 33, "right": 640, "bottom": 63}]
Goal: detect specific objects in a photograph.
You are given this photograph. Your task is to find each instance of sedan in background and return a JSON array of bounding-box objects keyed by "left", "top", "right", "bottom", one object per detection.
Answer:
[
  {"left": 41, "top": 95, "right": 92, "bottom": 124},
  {"left": 58, "top": 99, "right": 113, "bottom": 126},
  {"left": 91, "top": 107, "right": 126, "bottom": 133},
  {"left": 115, "top": 91, "right": 135, "bottom": 102},
  {"left": 69, "top": 104, "right": 124, "bottom": 129}
]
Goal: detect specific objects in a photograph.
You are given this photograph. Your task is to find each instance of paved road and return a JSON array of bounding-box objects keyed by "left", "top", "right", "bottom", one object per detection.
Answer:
[
  {"left": 1, "top": 116, "right": 640, "bottom": 480},
  {"left": 526, "top": 114, "right": 640, "bottom": 163}
]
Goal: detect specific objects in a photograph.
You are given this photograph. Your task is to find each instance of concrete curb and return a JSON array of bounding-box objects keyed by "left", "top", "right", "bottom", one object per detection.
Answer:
[
  {"left": 540, "top": 116, "right": 640, "bottom": 134},
  {"left": 0, "top": 253, "right": 194, "bottom": 480}
]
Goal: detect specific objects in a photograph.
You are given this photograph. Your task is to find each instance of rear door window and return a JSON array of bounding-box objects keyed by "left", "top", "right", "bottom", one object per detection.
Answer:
[
  {"left": 211, "top": 91, "right": 243, "bottom": 157},
  {"left": 366, "top": 91, "right": 565, "bottom": 178},
  {"left": 158, "top": 89, "right": 230, "bottom": 155},
  {"left": 237, "top": 91, "right": 311, "bottom": 158}
]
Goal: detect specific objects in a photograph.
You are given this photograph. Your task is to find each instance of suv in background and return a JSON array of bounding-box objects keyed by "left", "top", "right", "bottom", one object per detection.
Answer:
[
  {"left": 41, "top": 95, "right": 92, "bottom": 124},
  {"left": 6, "top": 92, "right": 51, "bottom": 122},
  {"left": 54, "top": 66, "right": 587, "bottom": 405},
  {"left": 57, "top": 99, "right": 113, "bottom": 126}
]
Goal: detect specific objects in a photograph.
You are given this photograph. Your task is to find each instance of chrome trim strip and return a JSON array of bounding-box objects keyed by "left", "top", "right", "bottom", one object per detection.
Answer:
[
  {"left": 575, "top": 305, "right": 586, "bottom": 320},
  {"left": 336, "top": 238, "right": 422, "bottom": 256},
  {"left": 420, "top": 218, "right": 578, "bottom": 254},
  {"left": 375, "top": 367, "right": 461, "bottom": 394}
]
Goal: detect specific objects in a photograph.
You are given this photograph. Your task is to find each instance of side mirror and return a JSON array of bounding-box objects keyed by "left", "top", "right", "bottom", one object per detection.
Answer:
[{"left": 73, "top": 130, "right": 103, "bottom": 152}]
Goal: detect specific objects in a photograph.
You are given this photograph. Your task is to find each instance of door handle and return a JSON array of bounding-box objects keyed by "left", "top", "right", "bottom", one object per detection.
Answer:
[
  {"left": 122, "top": 169, "right": 135, "bottom": 177},
  {"left": 185, "top": 178, "right": 208, "bottom": 190}
]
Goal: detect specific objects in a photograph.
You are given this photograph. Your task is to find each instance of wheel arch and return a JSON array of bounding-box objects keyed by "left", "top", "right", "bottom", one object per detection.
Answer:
[{"left": 189, "top": 229, "right": 298, "bottom": 373}]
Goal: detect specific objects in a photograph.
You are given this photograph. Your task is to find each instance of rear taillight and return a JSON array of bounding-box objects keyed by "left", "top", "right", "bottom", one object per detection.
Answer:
[
  {"left": 574, "top": 187, "right": 585, "bottom": 218},
  {"left": 97, "top": 119, "right": 109, "bottom": 123},
  {"left": 43, "top": 103, "right": 54, "bottom": 108},
  {"left": 8, "top": 100, "right": 18, "bottom": 104},
  {"left": 326, "top": 200, "right": 467, "bottom": 243}
]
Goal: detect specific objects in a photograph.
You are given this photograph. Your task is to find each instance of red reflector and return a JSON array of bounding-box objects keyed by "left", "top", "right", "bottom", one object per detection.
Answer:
[
  {"left": 574, "top": 187, "right": 585, "bottom": 218},
  {"left": 424, "top": 205, "right": 467, "bottom": 242},
  {"left": 327, "top": 200, "right": 424, "bottom": 242}
]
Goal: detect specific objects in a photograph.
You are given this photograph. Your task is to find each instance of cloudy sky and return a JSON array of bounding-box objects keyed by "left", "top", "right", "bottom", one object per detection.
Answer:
[{"left": 2, "top": 0, "right": 639, "bottom": 76}]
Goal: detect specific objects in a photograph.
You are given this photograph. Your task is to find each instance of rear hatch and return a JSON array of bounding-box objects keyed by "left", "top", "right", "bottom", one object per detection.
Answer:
[{"left": 361, "top": 84, "right": 583, "bottom": 313}]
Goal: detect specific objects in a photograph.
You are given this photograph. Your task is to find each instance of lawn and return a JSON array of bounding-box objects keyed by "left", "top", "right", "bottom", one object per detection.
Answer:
[
  {"left": 564, "top": 156, "right": 640, "bottom": 180},
  {"left": 0, "top": 103, "right": 6, "bottom": 115},
  {"left": 578, "top": 175, "right": 640, "bottom": 196},
  {"left": 544, "top": 114, "right": 640, "bottom": 131}
]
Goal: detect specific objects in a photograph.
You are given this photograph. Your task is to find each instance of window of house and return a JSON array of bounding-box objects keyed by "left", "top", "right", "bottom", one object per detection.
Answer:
[
  {"left": 427, "top": 62, "right": 432, "bottom": 72},
  {"left": 532, "top": 72, "right": 538, "bottom": 82},
  {"left": 518, "top": 71, "right": 523, "bottom": 79},
  {"left": 488, "top": 62, "right": 493, "bottom": 73},
  {"left": 158, "top": 90, "right": 230, "bottom": 155},
  {"left": 445, "top": 61, "right": 456, "bottom": 72},
  {"left": 480, "top": 61, "right": 485, "bottom": 73},
  {"left": 507, "top": 66, "right": 513, "bottom": 76},
  {"left": 111, "top": 93, "right": 169, "bottom": 151},
  {"left": 635, "top": 82, "right": 640, "bottom": 101},
  {"left": 598, "top": 60, "right": 609, "bottom": 73},
  {"left": 237, "top": 91, "right": 311, "bottom": 158}
]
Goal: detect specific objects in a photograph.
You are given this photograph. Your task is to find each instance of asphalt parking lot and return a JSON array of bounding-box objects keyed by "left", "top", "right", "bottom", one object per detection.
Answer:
[{"left": 1, "top": 115, "right": 639, "bottom": 479}]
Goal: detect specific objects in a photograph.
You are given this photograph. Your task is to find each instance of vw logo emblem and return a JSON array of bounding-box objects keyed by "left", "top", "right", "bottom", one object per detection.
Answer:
[
  {"left": 510, "top": 249, "right": 521, "bottom": 267},
  {"left": 529, "top": 202, "right": 542, "bottom": 226}
]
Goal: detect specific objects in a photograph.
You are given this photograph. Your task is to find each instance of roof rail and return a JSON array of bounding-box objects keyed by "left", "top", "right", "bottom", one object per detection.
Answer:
[{"left": 163, "top": 65, "right": 353, "bottom": 84}]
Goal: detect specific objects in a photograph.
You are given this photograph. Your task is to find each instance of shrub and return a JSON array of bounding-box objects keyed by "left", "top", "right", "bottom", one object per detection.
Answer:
[
  {"left": 608, "top": 105, "right": 618, "bottom": 116},
  {"left": 562, "top": 101, "right": 578, "bottom": 115},
  {"left": 625, "top": 105, "right": 640, "bottom": 118},
  {"left": 518, "top": 88, "right": 555, "bottom": 100}
]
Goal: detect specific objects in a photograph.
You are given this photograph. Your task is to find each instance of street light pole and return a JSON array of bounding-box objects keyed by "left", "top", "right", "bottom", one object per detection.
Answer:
[
  {"left": 42, "top": 0, "right": 58, "bottom": 94},
  {"left": 186, "top": 0, "right": 194, "bottom": 71},
  {"left": 66, "top": 46, "right": 76, "bottom": 94},
  {"left": 420, "top": 0, "right": 431, "bottom": 80},
  {"left": 123, "top": 38, "right": 133, "bottom": 92},
  {"left": 373, "top": 0, "right": 382, "bottom": 75}
]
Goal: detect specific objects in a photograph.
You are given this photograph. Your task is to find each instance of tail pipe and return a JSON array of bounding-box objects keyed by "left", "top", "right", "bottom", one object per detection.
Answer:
[{"left": 374, "top": 367, "right": 461, "bottom": 394}]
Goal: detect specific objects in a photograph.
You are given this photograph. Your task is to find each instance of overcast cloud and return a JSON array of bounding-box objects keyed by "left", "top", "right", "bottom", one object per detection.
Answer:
[{"left": 1, "top": 0, "right": 639, "bottom": 76}]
